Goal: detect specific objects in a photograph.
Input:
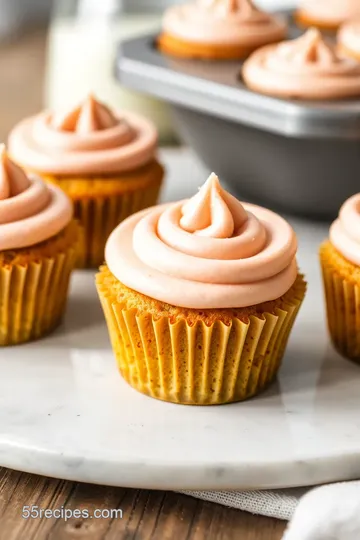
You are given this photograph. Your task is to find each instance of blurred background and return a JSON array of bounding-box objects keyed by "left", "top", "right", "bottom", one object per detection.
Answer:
[{"left": 0, "top": 0, "right": 295, "bottom": 142}]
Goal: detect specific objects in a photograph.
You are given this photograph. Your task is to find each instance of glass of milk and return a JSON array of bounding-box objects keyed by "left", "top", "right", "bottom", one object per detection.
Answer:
[{"left": 45, "top": 0, "right": 180, "bottom": 144}]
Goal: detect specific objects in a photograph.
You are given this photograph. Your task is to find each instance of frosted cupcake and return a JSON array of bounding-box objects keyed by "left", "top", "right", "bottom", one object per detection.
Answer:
[
  {"left": 320, "top": 194, "right": 360, "bottom": 362},
  {"left": 8, "top": 95, "right": 164, "bottom": 268},
  {"left": 243, "top": 28, "right": 360, "bottom": 100},
  {"left": 0, "top": 146, "right": 79, "bottom": 346},
  {"left": 296, "top": 0, "right": 360, "bottom": 32},
  {"left": 97, "top": 173, "right": 306, "bottom": 405},
  {"left": 338, "top": 20, "right": 360, "bottom": 60},
  {"left": 158, "top": 0, "right": 287, "bottom": 61}
]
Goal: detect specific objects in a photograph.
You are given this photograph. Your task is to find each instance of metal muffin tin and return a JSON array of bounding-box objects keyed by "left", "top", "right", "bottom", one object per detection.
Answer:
[{"left": 116, "top": 16, "right": 360, "bottom": 218}]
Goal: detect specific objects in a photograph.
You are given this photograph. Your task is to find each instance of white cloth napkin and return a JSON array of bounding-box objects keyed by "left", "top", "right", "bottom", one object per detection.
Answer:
[{"left": 182, "top": 481, "right": 360, "bottom": 539}]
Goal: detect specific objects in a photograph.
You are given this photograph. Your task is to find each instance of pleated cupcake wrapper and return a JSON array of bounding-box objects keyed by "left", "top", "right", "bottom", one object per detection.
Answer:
[
  {"left": 0, "top": 247, "right": 77, "bottom": 346},
  {"left": 72, "top": 183, "right": 162, "bottom": 268},
  {"left": 97, "top": 277, "right": 305, "bottom": 405},
  {"left": 78, "top": 182, "right": 162, "bottom": 268},
  {"left": 158, "top": 33, "right": 253, "bottom": 60},
  {"left": 321, "top": 255, "right": 360, "bottom": 361}
]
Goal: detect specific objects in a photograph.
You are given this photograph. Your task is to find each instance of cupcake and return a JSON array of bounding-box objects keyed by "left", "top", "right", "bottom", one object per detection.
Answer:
[
  {"left": 243, "top": 28, "right": 360, "bottom": 100},
  {"left": 0, "top": 146, "right": 79, "bottom": 346},
  {"left": 96, "top": 173, "right": 306, "bottom": 405},
  {"left": 158, "top": 0, "right": 287, "bottom": 61},
  {"left": 338, "top": 20, "right": 360, "bottom": 60},
  {"left": 8, "top": 95, "right": 164, "bottom": 268},
  {"left": 296, "top": 0, "right": 360, "bottom": 32},
  {"left": 320, "top": 194, "right": 360, "bottom": 362}
]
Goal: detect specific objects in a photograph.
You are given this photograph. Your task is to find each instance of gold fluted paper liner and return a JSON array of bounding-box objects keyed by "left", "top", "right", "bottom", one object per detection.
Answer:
[
  {"left": 320, "top": 240, "right": 360, "bottom": 361},
  {"left": 43, "top": 160, "right": 164, "bottom": 269},
  {"left": 0, "top": 221, "right": 79, "bottom": 346},
  {"left": 96, "top": 267, "right": 306, "bottom": 405},
  {"left": 158, "top": 32, "right": 258, "bottom": 60}
]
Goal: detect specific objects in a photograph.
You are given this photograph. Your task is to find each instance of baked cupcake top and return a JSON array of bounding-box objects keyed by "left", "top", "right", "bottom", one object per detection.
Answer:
[
  {"left": 330, "top": 194, "right": 360, "bottom": 266},
  {"left": 298, "top": 0, "right": 360, "bottom": 28},
  {"left": 8, "top": 95, "right": 158, "bottom": 176},
  {"left": 0, "top": 146, "right": 72, "bottom": 251},
  {"left": 161, "top": 0, "right": 287, "bottom": 48},
  {"left": 242, "top": 28, "right": 360, "bottom": 100},
  {"left": 105, "top": 173, "right": 298, "bottom": 309},
  {"left": 338, "top": 20, "right": 360, "bottom": 55}
]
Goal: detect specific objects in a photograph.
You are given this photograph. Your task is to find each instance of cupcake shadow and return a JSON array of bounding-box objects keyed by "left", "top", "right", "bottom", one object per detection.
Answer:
[
  {"left": 51, "top": 271, "right": 111, "bottom": 350},
  {"left": 278, "top": 336, "right": 360, "bottom": 397}
]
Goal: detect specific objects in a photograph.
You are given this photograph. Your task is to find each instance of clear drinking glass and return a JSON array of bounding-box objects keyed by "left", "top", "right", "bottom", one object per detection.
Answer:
[{"left": 45, "top": 0, "right": 178, "bottom": 143}]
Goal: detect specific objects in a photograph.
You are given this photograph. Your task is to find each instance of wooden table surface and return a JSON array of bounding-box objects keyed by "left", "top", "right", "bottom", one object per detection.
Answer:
[{"left": 0, "top": 28, "right": 287, "bottom": 540}]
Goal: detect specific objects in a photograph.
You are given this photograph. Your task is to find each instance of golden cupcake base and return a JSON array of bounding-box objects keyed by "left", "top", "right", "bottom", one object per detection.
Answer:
[
  {"left": 320, "top": 241, "right": 360, "bottom": 362},
  {"left": 43, "top": 160, "right": 164, "bottom": 269},
  {"left": 96, "top": 267, "right": 306, "bottom": 405},
  {"left": 294, "top": 11, "right": 340, "bottom": 32},
  {"left": 0, "top": 220, "right": 79, "bottom": 346},
  {"left": 158, "top": 32, "right": 267, "bottom": 60}
]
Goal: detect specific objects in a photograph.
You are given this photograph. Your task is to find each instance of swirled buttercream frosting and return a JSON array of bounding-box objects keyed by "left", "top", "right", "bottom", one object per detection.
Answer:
[
  {"left": 330, "top": 194, "right": 360, "bottom": 266},
  {"left": 8, "top": 95, "right": 158, "bottom": 176},
  {"left": 298, "top": 0, "right": 360, "bottom": 27},
  {"left": 162, "top": 0, "right": 287, "bottom": 47},
  {"left": 0, "top": 146, "right": 72, "bottom": 251},
  {"left": 105, "top": 173, "right": 298, "bottom": 309},
  {"left": 243, "top": 28, "right": 360, "bottom": 99}
]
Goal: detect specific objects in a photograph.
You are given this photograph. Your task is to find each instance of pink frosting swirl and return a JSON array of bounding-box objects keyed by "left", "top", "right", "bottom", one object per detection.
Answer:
[
  {"left": 0, "top": 146, "right": 72, "bottom": 251},
  {"left": 299, "top": 0, "right": 360, "bottom": 26},
  {"left": 8, "top": 95, "right": 158, "bottom": 176},
  {"left": 243, "top": 28, "right": 360, "bottom": 99},
  {"left": 162, "top": 0, "right": 287, "bottom": 47},
  {"left": 105, "top": 173, "right": 298, "bottom": 309},
  {"left": 338, "top": 20, "right": 360, "bottom": 56},
  {"left": 330, "top": 194, "right": 360, "bottom": 266}
]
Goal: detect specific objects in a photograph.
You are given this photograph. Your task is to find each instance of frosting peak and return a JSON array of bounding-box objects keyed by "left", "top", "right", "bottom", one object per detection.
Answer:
[
  {"left": 52, "top": 95, "right": 119, "bottom": 133},
  {"left": 0, "top": 146, "right": 72, "bottom": 250},
  {"left": 105, "top": 175, "right": 298, "bottom": 309},
  {"left": 161, "top": 0, "right": 287, "bottom": 48},
  {"left": 269, "top": 29, "right": 340, "bottom": 70},
  {"left": 8, "top": 97, "right": 158, "bottom": 176},
  {"left": 180, "top": 173, "right": 247, "bottom": 238},
  {"left": 281, "top": 29, "right": 338, "bottom": 66},
  {"left": 0, "top": 145, "right": 30, "bottom": 199},
  {"left": 243, "top": 28, "right": 360, "bottom": 100},
  {"left": 199, "top": 0, "right": 261, "bottom": 19}
]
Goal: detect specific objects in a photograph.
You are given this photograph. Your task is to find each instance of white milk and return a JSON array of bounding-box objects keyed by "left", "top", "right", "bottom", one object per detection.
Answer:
[{"left": 44, "top": 14, "right": 176, "bottom": 143}]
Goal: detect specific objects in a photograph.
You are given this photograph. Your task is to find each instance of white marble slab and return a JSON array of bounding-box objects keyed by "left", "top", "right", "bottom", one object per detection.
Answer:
[{"left": 0, "top": 150, "right": 359, "bottom": 491}]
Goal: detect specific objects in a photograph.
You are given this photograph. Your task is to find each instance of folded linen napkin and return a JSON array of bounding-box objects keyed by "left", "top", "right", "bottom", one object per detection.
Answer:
[{"left": 182, "top": 481, "right": 360, "bottom": 539}]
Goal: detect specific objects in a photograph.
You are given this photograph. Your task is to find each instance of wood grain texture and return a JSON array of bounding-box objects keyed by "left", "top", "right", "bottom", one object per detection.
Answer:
[
  {"left": 0, "top": 469, "right": 286, "bottom": 540},
  {"left": 0, "top": 27, "right": 288, "bottom": 540}
]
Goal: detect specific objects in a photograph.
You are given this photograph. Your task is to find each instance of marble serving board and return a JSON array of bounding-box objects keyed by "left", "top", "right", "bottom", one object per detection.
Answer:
[{"left": 1, "top": 149, "right": 360, "bottom": 491}]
